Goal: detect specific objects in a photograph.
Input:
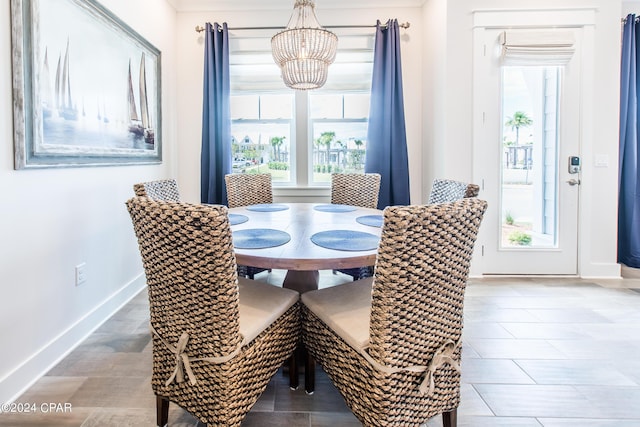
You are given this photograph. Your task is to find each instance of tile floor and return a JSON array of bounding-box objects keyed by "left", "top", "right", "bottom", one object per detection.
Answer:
[{"left": 1, "top": 271, "right": 640, "bottom": 426}]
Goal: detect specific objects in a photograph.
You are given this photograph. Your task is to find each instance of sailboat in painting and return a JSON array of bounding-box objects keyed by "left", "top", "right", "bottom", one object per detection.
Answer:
[
  {"left": 55, "top": 39, "right": 78, "bottom": 121},
  {"left": 128, "top": 52, "right": 154, "bottom": 145},
  {"left": 41, "top": 48, "right": 54, "bottom": 119}
]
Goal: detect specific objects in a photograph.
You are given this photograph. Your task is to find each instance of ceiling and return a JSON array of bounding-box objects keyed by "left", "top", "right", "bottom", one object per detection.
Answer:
[{"left": 166, "top": 0, "right": 425, "bottom": 12}]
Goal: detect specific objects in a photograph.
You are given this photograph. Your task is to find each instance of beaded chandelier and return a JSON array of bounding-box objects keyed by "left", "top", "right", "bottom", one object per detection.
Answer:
[{"left": 271, "top": 0, "right": 338, "bottom": 90}]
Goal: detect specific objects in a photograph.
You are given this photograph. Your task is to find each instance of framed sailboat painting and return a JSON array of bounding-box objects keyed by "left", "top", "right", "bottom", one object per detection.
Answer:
[{"left": 10, "top": 0, "right": 162, "bottom": 168}]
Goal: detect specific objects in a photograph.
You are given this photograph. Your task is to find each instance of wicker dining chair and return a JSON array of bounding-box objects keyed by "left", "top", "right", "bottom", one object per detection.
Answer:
[
  {"left": 331, "top": 173, "right": 381, "bottom": 280},
  {"left": 126, "top": 197, "right": 300, "bottom": 427},
  {"left": 224, "top": 173, "right": 274, "bottom": 279},
  {"left": 428, "top": 178, "right": 480, "bottom": 205},
  {"left": 225, "top": 173, "right": 273, "bottom": 208},
  {"left": 133, "top": 179, "right": 181, "bottom": 202},
  {"left": 301, "top": 198, "right": 488, "bottom": 427},
  {"left": 330, "top": 173, "right": 381, "bottom": 209}
]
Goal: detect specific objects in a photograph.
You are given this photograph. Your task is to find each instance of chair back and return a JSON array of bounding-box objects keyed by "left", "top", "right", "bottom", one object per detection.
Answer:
[
  {"left": 225, "top": 173, "right": 273, "bottom": 208},
  {"left": 126, "top": 197, "right": 241, "bottom": 362},
  {"left": 133, "top": 179, "right": 181, "bottom": 202},
  {"left": 427, "top": 178, "right": 479, "bottom": 205},
  {"left": 464, "top": 183, "right": 480, "bottom": 198},
  {"left": 368, "top": 198, "right": 487, "bottom": 368},
  {"left": 330, "top": 173, "right": 381, "bottom": 208}
]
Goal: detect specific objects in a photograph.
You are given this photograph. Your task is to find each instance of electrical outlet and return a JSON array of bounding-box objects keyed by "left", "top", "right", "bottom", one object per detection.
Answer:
[{"left": 75, "top": 263, "right": 87, "bottom": 286}]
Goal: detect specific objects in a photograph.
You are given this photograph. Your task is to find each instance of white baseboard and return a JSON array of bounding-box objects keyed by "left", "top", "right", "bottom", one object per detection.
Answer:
[
  {"left": 621, "top": 264, "right": 640, "bottom": 279},
  {"left": 0, "top": 274, "right": 147, "bottom": 404},
  {"left": 579, "top": 262, "right": 622, "bottom": 279}
]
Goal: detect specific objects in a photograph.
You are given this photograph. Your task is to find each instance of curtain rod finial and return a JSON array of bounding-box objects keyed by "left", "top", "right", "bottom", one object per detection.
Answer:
[
  {"left": 400, "top": 22, "right": 410, "bottom": 29},
  {"left": 195, "top": 25, "right": 205, "bottom": 33}
]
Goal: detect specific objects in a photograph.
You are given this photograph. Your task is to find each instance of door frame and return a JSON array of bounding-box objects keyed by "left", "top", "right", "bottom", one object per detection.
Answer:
[{"left": 470, "top": 8, "right": 596, "bottom": 277}]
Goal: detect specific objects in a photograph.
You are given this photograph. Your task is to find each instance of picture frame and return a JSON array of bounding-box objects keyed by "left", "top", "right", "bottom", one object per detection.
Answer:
[{"left": 10, "top": 0, "right": 162, "bottom": 169}]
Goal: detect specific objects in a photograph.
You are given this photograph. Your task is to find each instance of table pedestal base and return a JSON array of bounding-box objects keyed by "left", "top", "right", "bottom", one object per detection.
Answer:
[{"left": 283, "top": 270, "right": 319, "bottom": 294}]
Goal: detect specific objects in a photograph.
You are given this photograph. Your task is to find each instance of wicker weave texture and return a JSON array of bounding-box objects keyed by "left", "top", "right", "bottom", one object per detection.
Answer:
[
  {"left": 133, "top": 179, "right": 181, "bottom": 202},
  {"left": 225, "top": 173, "right": 273, "bottom": 208},
  {"left": 126, "top": 197, "right": 299, "bottom": 426},
  {"left": 428, "top": 178, "right": 479, "bottom": 205},
  {"left": 330, "top": 173, "right": 381, "bottom": 208},
  {"left": 332, "top": 173, "right": 381, "bottom": 279},
  {"left": 303, "top": 198, "right": 487, "bottom": 426},
  {"left": 464, "top": 183, "right": 480, "bottom": 198}
]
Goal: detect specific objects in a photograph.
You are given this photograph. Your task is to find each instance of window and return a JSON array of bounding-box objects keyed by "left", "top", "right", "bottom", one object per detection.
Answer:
[
  {"left": 310, "top": 93, "right": 369, "bottom": 184},
  {"left": 230, "top": 94, "right": 293, "bottom": 182},
  {"left": 229, "top": 30, "right": 374, "bottom": 186},
  {"left": 500, "top": 66, "right": 560, "bottom": 248}
]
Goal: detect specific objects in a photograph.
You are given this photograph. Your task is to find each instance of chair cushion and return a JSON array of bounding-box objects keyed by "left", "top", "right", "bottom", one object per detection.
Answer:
[
  {"left": 238, "top": 277, "right": 299, "bottom": 343},
  {"left": 301, "top": 278, "right": 373, "bottom": 351}
]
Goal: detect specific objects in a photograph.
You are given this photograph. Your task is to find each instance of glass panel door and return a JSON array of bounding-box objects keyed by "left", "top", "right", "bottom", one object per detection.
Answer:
[
  {"left": 501, "top": 66, "right": 560, "bottom": 249},
  {"left": 473, "top": 27, "right": 580, "bottom": 275}
]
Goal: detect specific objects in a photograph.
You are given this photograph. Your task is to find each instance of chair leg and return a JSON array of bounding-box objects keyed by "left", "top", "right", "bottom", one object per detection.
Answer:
[
  {"left": 289, "top": 350, "right": 299, "bottom": 390},
  {"left": 237, "top": 265, "right": 248, "bottom": 278},
  {"left": 304, "top": 348, "right": 315, "bottom": 394},
  {"left": 156, "top": 396, "right": 169, "bottom": 427},
  {"left": 442, "top": 409, "right": 457, "bottom": 427}
]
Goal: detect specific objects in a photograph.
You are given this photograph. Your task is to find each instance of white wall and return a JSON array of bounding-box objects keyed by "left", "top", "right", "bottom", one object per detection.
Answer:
[
  {"left": 623, "top": 1, "right": 640, "bottom": 15},
  {"left": 0, "top": 0, "right": 177, "bottom": 402},
  {"left": 422, "top": 0, "right": 621, "bottom": 277},
  {"left": 175, "top": 6, "right": 424, "bottom": 204}
]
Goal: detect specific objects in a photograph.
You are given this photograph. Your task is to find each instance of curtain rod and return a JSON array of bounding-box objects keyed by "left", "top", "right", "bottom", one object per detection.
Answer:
[
  {"left": 622, "top": 16, "right": 640, "bottom": 24},
  {"left": 195, "top": 21, "right": 410, "bottom": 33}
]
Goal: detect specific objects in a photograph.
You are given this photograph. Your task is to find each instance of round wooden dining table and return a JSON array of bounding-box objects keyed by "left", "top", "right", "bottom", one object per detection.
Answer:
[{"left": 228, "top": 202, "right": 383, "bottom": 293}]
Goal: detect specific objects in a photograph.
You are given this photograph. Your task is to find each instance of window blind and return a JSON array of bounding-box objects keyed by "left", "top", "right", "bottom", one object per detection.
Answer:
[{"left": 500, "top": 30, "right": 575, "bottom": 66}]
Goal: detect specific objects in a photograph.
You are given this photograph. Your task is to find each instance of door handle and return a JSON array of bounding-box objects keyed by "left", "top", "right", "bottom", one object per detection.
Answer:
[{"left": 567, "top": 178, "right": 581, "bottom": 186}]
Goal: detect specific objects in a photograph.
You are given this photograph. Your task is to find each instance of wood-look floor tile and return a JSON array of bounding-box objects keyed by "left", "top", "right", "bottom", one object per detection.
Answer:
[
  {"left": 575, "top": 385, "right": 640, "bottom": 418},
  {"left": 465, "top": 283, "right": 524, "bottom": 297},
  {"left": 0, "top": 407, "right": 94, "bottom": 427},
  {"left": 310, "top": 411, "right": 360, "bottom": 426},
  {"left": 250, "top": 379, "right": 276, "bottom": 412},
  {"left": 17, "top": 376, "right": 87, "bottom": 404},
  {"left": 462, "top": 358, "right": 534, "bottom": 384},
  {"left": 425, "top": 415, "right": 543, "bottom": 426},
  {"left": 466, "top": 338, "right": 567, "bottom": 359},
  {"left": 47, "top": 352, "right": 123, "bottom": 377},
  {"left": 464, "top": 308, "right": 541, "bottom": 323},
  {"left": 527, "top": 308, "right": 612, "bottom": 323},
  {"left": 474, "top": 384, "right": 601, "bottom": 418},
  {"left": 538, "top": 418, "right": 640, "bottom": 426},
  {"left": 578, "top": 323, "right": 640, "bottom": 340},
  {"left": 611, "top": 358, "right": 640, "bottom": 385},
  {"left": 594, "top": 307, "right": 640, "bottom": 323},
  {"left": 491, "top": 296, "right": 586, "bottom": 310},
  {"left": 515, "top": 359, "right": 637, "bottom": 386},
  {"left": 499, "top": 322, "right": 588, "bottom": 340},
  {"left": 241, "top": 411, "right": 309, "bottom": 426},
  {"left": 548, "top": 339, "right": 639, "bottom": 360},
  {"left": 458, "top": 383, "right": 493, "bottom": 416},
  {"left": 273, "top": 379, "right": 351, "bottom": 413},
  {"left": 93, "top": 318, "right": 148, "bottom": 334},
  {"left": 68, "top": 377, "right": 154, "bottom": 408},
  {"left": 79, "top": 408, "right": 155, "bottom": 427},
  {"left": 76, "top": 332, "right": 150, "bottom": 353},
  {"left": 462, "top": 322, "right": 514, "bottom": 339}
]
